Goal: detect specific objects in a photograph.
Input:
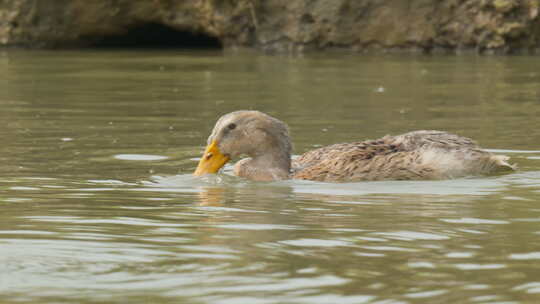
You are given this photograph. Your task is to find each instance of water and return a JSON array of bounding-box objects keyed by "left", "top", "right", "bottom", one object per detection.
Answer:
[{"left": 1, "top": 49, "right": 540, "bottom": 303}]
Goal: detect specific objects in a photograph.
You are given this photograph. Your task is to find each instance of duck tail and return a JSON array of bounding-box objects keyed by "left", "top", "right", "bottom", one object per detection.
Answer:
[{"left": 492, "top": 155, "right": 517, "bottom": 171}]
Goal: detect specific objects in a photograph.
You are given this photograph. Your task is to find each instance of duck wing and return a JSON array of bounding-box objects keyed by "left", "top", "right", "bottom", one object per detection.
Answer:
[
  {"left": 388, "top": 130, "right": 479, "bottom": 151},
  {"left": 292, "top": 138, "right": 407, "bottom": 182},
  {"left": 292, "top": 131, "right": 514, "bottom": 182}
]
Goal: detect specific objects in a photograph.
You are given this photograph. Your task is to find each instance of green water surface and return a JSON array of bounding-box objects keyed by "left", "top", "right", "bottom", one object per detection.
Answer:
[{"left": 1, "top": 49, "right": 540, "bottom": 303}]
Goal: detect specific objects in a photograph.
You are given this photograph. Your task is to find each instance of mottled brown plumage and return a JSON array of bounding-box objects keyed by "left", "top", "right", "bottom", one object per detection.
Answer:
[
  {"left": 292, "top": 130, "right": 514, "bottom": 182},
  {"left": 195, "top": 111, "right": 515, "bottom": 182}
]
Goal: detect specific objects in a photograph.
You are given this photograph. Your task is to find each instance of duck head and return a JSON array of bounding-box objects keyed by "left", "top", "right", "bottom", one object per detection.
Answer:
[{"left": 194, "top": 111, "right": 292, "bottom": 180}]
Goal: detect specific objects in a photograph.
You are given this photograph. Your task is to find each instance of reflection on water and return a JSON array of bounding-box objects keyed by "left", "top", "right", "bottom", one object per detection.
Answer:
[{"left": 2, "top": 49, "right": 540, "bottom": 303}]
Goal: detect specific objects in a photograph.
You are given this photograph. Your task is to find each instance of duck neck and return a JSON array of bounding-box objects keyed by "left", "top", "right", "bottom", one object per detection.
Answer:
[
  {"left": 235, "top": 147, "right": 291, "bottom": 181},
  {"left": 253, "top": 146, "right": 291, "bottom": 177}
]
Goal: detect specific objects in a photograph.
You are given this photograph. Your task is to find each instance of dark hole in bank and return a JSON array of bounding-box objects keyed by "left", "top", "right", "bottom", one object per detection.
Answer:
[{"left": 89, "top": 22, "right": 222, "bottom": 49}]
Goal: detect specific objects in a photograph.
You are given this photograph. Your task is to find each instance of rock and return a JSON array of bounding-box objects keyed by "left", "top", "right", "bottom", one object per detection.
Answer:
[
  {"left": 0, "top": 0, "right": 539, "bottom": 54},
  {"left": 492, "top": 0, "right": 516, "bottom": 13}
]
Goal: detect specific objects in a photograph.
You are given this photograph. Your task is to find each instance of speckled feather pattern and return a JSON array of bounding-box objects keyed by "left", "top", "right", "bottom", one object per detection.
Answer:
[{"left": 292, "top": 130, "right": 515, "bottom": 182}]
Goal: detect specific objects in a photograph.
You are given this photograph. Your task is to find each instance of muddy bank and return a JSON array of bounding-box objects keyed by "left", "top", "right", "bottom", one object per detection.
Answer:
[{"left": 1, "top": 0, "right": 539, "bottom": 53}]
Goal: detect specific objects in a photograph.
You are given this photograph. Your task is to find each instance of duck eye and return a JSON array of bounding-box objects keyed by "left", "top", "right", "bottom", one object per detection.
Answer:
[{"left": 227, "top": 123, "right": 237, "bottom": 130}]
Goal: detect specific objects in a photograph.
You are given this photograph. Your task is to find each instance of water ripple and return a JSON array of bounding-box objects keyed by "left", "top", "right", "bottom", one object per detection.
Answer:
[
  {"left": 509, "top": 252, "right": 540, "bottom": 260},
  {"left": 373, "top": 231, "right": 450, "bottom": 241},
  {"left": 279, "top": 238, "right": 352, "bottom": 247},
  {"left": 440, "top": 218, "right": 510, "bottom": 225}
]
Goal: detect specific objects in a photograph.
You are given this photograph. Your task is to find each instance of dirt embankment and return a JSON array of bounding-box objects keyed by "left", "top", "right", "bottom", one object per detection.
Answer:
[{"left": 1, "top": 0, "right": 539, "bottom": 54}]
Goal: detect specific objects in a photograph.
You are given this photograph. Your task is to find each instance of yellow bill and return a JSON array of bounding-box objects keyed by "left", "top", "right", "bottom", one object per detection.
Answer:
[{"left": 193, "top": 140, "right": 230, "bottom": 176}]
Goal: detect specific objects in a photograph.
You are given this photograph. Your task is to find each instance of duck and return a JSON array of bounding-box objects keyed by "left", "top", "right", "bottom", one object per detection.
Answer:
[{"left": 194, "top": 111, "right": 515, "bottom": 182}]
